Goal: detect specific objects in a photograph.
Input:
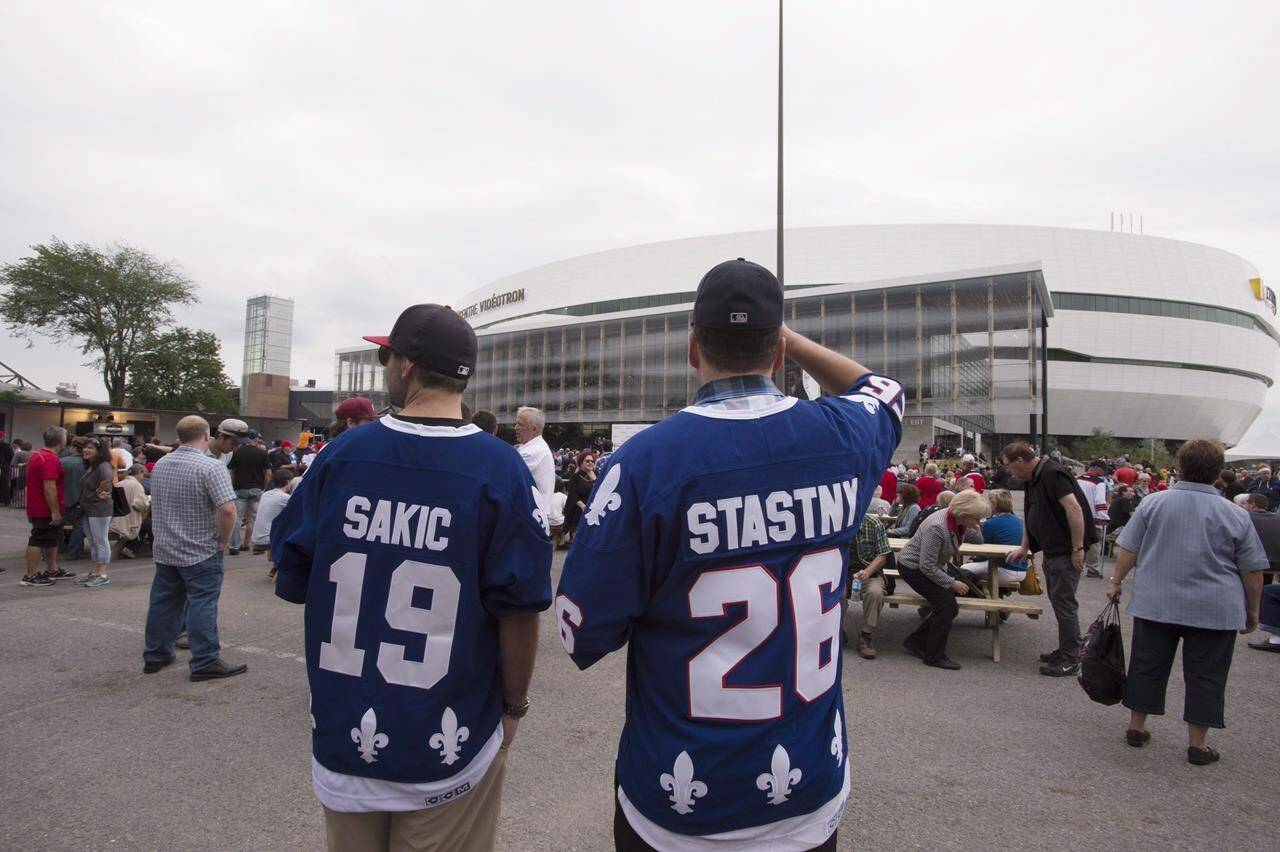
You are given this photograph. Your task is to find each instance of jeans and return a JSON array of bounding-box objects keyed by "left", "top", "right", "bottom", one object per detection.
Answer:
[
  {"left": 84, "top": 515, "right": 112, "bottom": 566},
  {"left": 66, "top": 514, "right": 86, "bottom": 559},
  {"left": 1261, "top": 583, "right": 1280, "bottom": 634},
  {"left": 143, "top": 553, "right": 225, "bottom": 671},
  {"left": 1042, "top": 554, "right": 1082, "bottom": 657},
  {"left": 230, "top": 488, "right": 262, "bottom": 550}
]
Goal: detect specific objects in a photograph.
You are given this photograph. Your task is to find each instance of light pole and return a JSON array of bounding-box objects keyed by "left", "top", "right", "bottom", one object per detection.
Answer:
[{"left": 777, "top": 0, "right": 784, "bottom": 288}]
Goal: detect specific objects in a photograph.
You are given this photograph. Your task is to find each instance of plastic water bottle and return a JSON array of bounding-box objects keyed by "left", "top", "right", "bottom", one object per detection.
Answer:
[{"left": 853, "top": 577, "right": 863, "bottom": 593}]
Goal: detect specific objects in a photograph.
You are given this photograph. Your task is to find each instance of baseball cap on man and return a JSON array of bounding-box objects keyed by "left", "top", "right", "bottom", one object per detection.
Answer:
[
  {"left": 693, "top": 258, "right": 784, "bottom": 330},
  {"left": 335, "top": 396, "right": 376, "bottom": 421},
  {"left": 216, "top": 418, "right": 252, "bottom": 445},
  {"left": 364, "top": 304, "right": 477, "bottom": 380}
]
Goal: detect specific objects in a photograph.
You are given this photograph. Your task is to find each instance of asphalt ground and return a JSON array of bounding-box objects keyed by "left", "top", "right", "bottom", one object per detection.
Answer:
[{"left": 0, "top": 506, "right": 1275, "bottom": 851}]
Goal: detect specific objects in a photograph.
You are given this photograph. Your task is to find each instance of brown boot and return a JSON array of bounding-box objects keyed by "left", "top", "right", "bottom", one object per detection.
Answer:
[{"left": 857, "top": 632, "right": 876, "bottom": 659}]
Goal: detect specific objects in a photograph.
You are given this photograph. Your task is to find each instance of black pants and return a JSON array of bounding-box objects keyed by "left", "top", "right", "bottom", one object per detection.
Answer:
[
  {"left": 613, "top": 798, "right": 837, "bottom": 851},
  {"left": 898, "top": 564, "right": 958, "bottom": 663},
  {"left": 1123, "top": 617, "right": 1237, "bottom": 728},
  {"left": 1042, "top": 554, "right": 1082, "bottom": 657}
]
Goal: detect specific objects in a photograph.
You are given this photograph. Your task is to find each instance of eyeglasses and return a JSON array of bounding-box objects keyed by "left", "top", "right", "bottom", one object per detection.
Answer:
[{"left": 378, "top": 345, "right": 392, "bottom": 366}]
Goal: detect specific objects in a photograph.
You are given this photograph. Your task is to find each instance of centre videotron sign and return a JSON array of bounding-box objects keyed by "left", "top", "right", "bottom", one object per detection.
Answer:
[{"left": 459, "top": 288, "right": 525, "bottom": 319}]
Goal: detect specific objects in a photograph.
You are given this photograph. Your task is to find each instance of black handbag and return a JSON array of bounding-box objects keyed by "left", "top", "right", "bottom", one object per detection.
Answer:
[
  {"left": 1078, "top": 599, "right": 1127, "bottom": 705},
  {"left": 110, "top": 483, "right": 131, "bottom": 517}
]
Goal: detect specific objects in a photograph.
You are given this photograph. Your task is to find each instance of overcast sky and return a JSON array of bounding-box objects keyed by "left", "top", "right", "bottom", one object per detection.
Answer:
[{"left": 2, "top": 1, "right": 1277, "bottom": 439}]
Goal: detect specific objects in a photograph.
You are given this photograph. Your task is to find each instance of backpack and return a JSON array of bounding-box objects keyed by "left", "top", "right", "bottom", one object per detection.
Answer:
[
  {"left": 907, "top": 504, "right": 940, "bottom": 538},
  {"left": 1078, "top": 600, "right": 1126, "bottom": 705}
]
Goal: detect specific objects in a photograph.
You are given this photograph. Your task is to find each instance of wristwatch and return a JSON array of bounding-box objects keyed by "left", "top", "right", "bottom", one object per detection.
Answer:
[
  {"left": 1108, "top": 577, "right": 1122, "bottom": 586},
  {"left": 502, "top": 699, "right": 530, "bottom": 719}
]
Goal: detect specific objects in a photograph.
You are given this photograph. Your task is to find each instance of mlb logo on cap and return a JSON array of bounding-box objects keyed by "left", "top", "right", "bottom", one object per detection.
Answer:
[
  {"left": 693, "top": 258, "right": 784, "bottom": 330},
  {"left": 458, "top": 365, "right": 472, "bottom": 376}
]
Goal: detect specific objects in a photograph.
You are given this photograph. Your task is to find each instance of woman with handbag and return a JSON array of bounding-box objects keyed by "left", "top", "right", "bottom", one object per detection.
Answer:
[
  {"left": 74, "top": 438, "right": 116, "bottom": 588},
  {"left": 896, "top": 489, "right": 992, "bottom": 670},
  {"left": 1106, "top": 439, "right": 1268, "bottom": 765}
]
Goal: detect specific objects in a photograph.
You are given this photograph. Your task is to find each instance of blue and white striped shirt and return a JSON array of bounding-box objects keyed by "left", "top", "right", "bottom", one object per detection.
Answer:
[{"left": 1117, "top": 481, "right": 1268, "bottom": 630}]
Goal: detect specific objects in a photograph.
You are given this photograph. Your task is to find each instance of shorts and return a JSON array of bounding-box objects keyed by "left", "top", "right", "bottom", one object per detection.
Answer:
[{"left": 28, "top": 516, "right": 61, "bottom": 549}]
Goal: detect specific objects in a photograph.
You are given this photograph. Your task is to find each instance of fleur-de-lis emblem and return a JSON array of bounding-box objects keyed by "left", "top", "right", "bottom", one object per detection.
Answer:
[
  {"left": 830, "top": 710, "right": 843, "bottom": 766},
  {"left": 659, "top": 751, "right": 708, "bottom": 815},
  {"left": 530, "top": 485, "right": 549, "bottom": 536},
  {"left": 756, "top": 744, "right": 802, "bottom": 805},
  {"left": 429, "top": 706, "right": 470, "bottom": 766},
  {"left": 351, "top": 708, "right": 389, "bottom": 764},
  {"left": 585, "top": 463, "right": 623, "bottom": 527}
]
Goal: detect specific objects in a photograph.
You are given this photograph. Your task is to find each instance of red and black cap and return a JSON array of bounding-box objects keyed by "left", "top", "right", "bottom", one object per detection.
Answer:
[
  {"left": 364, "top": 304, "right": 477, "bottom": 380},
  {"left": 334, "top": 396, "right": 376, "bottom": 420},
  {"left": 693, "top": 258, "right": 784, "bottom": 330}
]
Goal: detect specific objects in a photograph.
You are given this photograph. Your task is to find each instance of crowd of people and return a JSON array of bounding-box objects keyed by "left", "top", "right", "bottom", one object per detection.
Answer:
[{"left": 2, "top": 260, "right": 1278, "bottom": 849}]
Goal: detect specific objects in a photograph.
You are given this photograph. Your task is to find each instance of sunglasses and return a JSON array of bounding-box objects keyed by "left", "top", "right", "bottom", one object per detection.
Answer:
[{"left": 378, "top": 345, "right": 393, "bottom": 366}]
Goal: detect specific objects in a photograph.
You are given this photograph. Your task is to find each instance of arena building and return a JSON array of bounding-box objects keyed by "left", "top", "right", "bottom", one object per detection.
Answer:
[{"left": 335, "top": 225, "right": 1274, "bottom": 450}]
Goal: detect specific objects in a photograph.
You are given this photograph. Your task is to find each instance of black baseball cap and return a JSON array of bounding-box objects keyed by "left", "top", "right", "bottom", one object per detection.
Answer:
[
  {"left": 364, "top": 304, "right": 477, "bottom": 380},
  {"left": 693, "top": 258, "right": 784, "bottom": 330}
]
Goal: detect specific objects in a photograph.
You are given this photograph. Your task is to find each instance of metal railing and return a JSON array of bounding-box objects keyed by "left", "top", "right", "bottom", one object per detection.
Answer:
[{"left": 3, "top": 463, "right": 27, "bottom": 509}]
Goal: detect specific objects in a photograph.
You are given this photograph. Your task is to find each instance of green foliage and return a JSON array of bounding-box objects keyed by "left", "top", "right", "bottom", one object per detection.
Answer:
[
  {"left": 0, "top": 388, "right": 25, "bottom": 403},
  {"left": 125, "top": 327, "right": 238, "bottom": 413},
  {"left": 1068, "top": 429, "right": 1121, "bottom": 463},
  {"left": 0, "top": 238, "right": 196, "bottom": 406},
  {"left": 1063, "top": 428, "right": 1175, "bottom": 469}
]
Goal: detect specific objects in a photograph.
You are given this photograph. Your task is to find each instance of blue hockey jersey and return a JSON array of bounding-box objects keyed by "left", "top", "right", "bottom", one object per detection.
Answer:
[
  {"left": 555, "top": 373, "right": 902, "bottom": 842},
  {"left": 273, "top": 416, "right": 553, "bottom": 792}
]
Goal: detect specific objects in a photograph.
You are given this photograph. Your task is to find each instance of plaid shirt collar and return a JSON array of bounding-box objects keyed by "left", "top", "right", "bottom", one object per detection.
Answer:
[{"left": 693, "top": 374, "right": 785, "bottom": 406}]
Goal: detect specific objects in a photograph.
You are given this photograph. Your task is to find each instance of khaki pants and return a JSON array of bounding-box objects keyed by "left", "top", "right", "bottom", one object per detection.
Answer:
[
  {"left": 323, "top": 749, "right": 508, "bottom": 852},
  {"left": 843, "top": 575, "right": 886, "bottom": 635}
]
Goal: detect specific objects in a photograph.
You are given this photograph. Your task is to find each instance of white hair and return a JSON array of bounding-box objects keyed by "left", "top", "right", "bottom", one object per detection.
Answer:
[
  {"left": 949, "top": 489, "right": 993, "bottom": 523},
  {"left": 516, "top": 406, "right": 545, "bottom": 433},
  {"left": 1233, "top": 493, "right": 1250, "bottom": 507}
]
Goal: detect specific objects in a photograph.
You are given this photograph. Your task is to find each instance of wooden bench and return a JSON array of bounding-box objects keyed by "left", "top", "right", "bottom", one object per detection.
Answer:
[
  {"left": 869, "top": 538, "right": 1044, "bottom": 662},
  {"left": 883, "top": 592, "right": 1042, "bottom": 617}
]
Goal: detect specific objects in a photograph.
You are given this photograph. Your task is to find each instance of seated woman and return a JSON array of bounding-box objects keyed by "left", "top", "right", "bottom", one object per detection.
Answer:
[
  {"left": 961, "top": 489, "right": 1027, "bottom": 586},
  {"left": 895, "top": 490, "right": 992, "bottom": 670},
  {"left": 887, "top": 483, "right": 921, "bottom": 536}
]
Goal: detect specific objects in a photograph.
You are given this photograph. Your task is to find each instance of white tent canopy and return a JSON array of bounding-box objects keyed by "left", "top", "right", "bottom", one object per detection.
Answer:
[{"left": 1225, "top": 428, "right": 1280, "bottom": 462}]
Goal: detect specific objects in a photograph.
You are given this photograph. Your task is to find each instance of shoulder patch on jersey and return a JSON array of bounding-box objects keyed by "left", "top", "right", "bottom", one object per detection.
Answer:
[
  {"left": 585, "top": 462, "right": 623, "bottom": 527},
  {"left": 857, "top": 374, "right": 905, "bottom": 420}
]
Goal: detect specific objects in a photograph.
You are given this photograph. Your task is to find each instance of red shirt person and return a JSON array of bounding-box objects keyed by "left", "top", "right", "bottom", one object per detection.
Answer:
[
  {"left": 916, "top": 465, "right": 944, "bottom": 509},
  {"left": 1114, "top": 466, "right": 1138, "bottom": 487},
  {"left": 22, "top": 426, "right": 75, "bottom": 587},
  {"left": 880, "top": 467, "right": 898, "bottom": 503}
]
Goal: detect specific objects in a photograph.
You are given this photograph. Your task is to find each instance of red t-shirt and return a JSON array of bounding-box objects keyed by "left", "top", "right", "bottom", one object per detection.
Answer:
[
  {"left": 916, "top": 476, "right": 942, "bottom": 508},
  {"left": 1114, "top": 467, "right": 1138, "bottom": 486},
  {"left": 879, "top": 470, "right": 898, "bottom": 503},
  {"left": 26, "top": 448, "right": 65, "bottom": 518}
]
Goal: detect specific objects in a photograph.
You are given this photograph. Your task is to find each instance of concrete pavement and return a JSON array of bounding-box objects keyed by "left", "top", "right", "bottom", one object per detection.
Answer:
[{"left": 0, "top": 506, "right": 1275, "bottom": 850}]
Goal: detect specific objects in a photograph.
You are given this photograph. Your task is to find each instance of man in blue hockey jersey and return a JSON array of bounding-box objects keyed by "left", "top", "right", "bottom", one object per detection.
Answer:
[
  {"left": 556, "top": 259, "right": 902, "bottom": 851},
  {"left": 272, "top": 304, "right": 553, "bottom": 851}
]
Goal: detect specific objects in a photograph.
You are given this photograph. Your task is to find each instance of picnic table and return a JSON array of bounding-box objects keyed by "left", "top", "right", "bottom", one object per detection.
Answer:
[{"left": 881, "top": 539, "right": 1042, "bottom": 662}]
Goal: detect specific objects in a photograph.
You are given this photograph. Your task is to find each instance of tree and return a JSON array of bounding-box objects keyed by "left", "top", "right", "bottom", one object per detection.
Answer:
[
  {"left": 126, "top": 327, "right": 238, "bottom": 413},
  {"left": 1068, "top": 428, "right": 1122, "bottom": 462},
  {"left": 0, "top": 239, "right": 196, "bottom": 406}
]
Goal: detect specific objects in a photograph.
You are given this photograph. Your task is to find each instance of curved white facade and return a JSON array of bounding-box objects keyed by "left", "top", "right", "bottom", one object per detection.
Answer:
[{"left": 455, "top": 225, "right": 1273, "bottom": 443}]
